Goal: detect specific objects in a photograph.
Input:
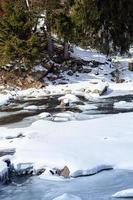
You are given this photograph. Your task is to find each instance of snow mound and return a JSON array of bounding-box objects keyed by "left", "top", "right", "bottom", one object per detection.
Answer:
[
  {"left": 38, "top": 112, "right": 51, "bottom": 119},
  {"left": 71, "top": 46, "right": 106, "bottom": 64},
  {"left": 58, "top": 94, "right": 79, "bottom": 105},
  {"left": 53, "top": 193, "right": 82, "bottom": 200},
  {"left": 112, "top": 188, "right": 133, "bottom": 198},
  {"left": 0, "top": 94, "right": 12, "bottom": 106},
  {"left": 71, "top": 165, "right": 113, "bottom": 178}
]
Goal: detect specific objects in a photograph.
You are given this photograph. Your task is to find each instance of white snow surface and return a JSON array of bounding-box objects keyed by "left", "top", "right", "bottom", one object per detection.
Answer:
[
  {"left": 1, "top": 112, "right": 133, "bottom": 175},
  {"left": 53, "top": 193, "right": 82, "bottom": 200},
  {"left": 71, "top": 46, "right": 106, "bottom": 63},
  {"left": 114, "top": 101, "right": 133, "bottom": 109},
  {"left": 0, "top": 94, "right": 12, "bottom": 106},
  {"left": 113, "top": 188, "right": 133, "bottom": 198}
]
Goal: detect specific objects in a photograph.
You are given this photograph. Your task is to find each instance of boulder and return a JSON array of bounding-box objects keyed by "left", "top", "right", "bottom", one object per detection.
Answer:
[
  {"left": 59, "top": 166, "right": 70, "bottom": 178},
  {"left": 128, "top": 62, "right": 133, "bottom": 71}
]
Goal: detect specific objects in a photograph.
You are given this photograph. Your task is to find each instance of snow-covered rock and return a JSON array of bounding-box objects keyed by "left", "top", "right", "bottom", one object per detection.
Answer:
[
  {"left": 38, "top": 112, "right": 51, "bottom": 119},
  {"left": 58, "top": 94, "right": 79, "bottom": 105},
  {"left": 53, "top": 193, "right": 82, "bottom": 200},
  {"left": 15, "top": 163, "right": 33, "bottom": 175},
  {"left": 0, "top": 94, "right": 12, "bottom": 106},
  {"left": 113, "top": 188, "right": 133, "bottom": 198}
]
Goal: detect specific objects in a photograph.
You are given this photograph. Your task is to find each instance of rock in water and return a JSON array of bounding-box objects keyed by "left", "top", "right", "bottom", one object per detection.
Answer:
[
  {"left": 53, "top": 193, "right": 82, "bottom": 200},
  {"left": 15, "top": 163, "right": 33, "bottom": 175},
  {"left": 59, "top": 166, "right": 70, "bottom": 178}
]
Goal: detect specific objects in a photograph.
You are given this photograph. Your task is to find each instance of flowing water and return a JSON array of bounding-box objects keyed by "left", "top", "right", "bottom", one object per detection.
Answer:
[{"left": 1, "top": 170, "right": 133, "bottom": 200}]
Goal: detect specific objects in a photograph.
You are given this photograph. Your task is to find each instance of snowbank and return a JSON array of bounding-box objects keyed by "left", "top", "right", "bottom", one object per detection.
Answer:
[
  {"left": 53, "top": 193, "right": 82, "bottom": 200},
  {"left": 71, "top": 46, "right": 106, "bottom": 63},
  {"left": 1, "top": 112, "right": 133, "bottom": 175},
  {"left": 113, "top": 188, "right": 133, "bottom": 198}
]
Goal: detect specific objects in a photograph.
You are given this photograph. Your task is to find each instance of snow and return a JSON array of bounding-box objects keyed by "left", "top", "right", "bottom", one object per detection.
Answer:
[
  {"left": 32, "top": 64, "right": 47, "bottom": 73},
  {"left": 1, "top": 112, "right": 133, "bottom": 177},
  {"left": 24, "top": 105, "right": 38, "bottom": 110},
  {"left": 53, "top": 193, "right": 82, "bottom": 200},
  {"left": 77, "top": 104, "right": 97, "bottom": 111},
  {"left": 0, "top": 94, "right": 12, "bottom": 106},
  {"left": 114, "top": 101, "right": 133, "bottom": 109},
  {"left": 71, "top": 165, "right": 113, "bottom": 178},
  {"left": 71, "top": 46, "right": 106, "bottom": 64},
  {"left": 113, "top": 188, "right": 133, "bottom": 198},
  {"left": 38, "top": 112, "right": 51, "bottom": 119},
  {"left": 58, "top": 94, "right": 80, "bottom": 105}
]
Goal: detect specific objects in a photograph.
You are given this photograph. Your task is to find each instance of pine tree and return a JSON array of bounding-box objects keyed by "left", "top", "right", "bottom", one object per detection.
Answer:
[
  {"left": 0, "top": 0, "right": 46, "bottom": 68},
  {"left": 53, "top": 0, "right": 74, "bottom": 59},
  {"left": 71, "top": 0, "right": 133, "bottom": 55}
]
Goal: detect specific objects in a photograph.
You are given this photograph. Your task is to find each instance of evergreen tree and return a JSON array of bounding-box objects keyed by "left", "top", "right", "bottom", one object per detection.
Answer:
[
  {"left": 0, "top": 0, "right": 46, "bottom": 67},
  {"left": 53, "top": 0, "right": 74, "bottom": 59},
  {"left": 71, "top": 0, "right": 133, "bottom": 54}
]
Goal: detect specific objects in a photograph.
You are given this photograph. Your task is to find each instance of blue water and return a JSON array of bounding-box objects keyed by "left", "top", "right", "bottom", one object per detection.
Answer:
[{"left": 1, "top": 170, "right": 133, "bottom": 200}]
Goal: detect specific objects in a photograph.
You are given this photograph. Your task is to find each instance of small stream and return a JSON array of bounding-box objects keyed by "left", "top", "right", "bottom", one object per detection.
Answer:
[{"left": 0, "top": 94, "right": 133, "bottom": 127}]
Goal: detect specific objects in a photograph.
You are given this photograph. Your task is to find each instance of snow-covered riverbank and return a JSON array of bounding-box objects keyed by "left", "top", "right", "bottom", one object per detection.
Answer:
[{"left": 1, "top": 111, "right": 133, "bottom": 181}]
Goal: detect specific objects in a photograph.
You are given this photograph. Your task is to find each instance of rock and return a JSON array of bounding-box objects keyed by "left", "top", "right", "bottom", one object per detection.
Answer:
[
  {"left": 59, "top": 166, "right": 70, "bottom": 178},
  {"left": 77, "top": 66, "right": 83, "bottom": 73},
  {"left": 36, "top": 168, "right": 45, "bottom": 175},
  {"left": 128, "top": 62, "right": 133, "bottom": 71},
  {"left": 93, "top": 87, "right": 107, "bottom": 96},
  {"left": 32, "top": 71, "right": 47, "bottom": 81},
  {"left": 67, "top": 70, "right": 74, "bottom": 76},
  {"left": 15, "top": 163, "right": 33, "bottom": 175},
  {"left": 82, "top": 68, "right": 92, "bottom": 73}
]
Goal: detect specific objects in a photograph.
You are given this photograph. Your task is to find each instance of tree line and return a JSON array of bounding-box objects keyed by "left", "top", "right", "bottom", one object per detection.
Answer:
[{"left": 0, "top": 0, "right": 132, "bottom": 68}]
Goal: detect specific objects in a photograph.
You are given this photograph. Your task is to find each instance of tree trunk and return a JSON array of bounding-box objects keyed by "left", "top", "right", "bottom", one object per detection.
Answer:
[
  {"left": 64, "top": 42, "right": 69, "bottom": 60},
  {"left": 47, "top": 35, "right": 53, "bottom": 59}
]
